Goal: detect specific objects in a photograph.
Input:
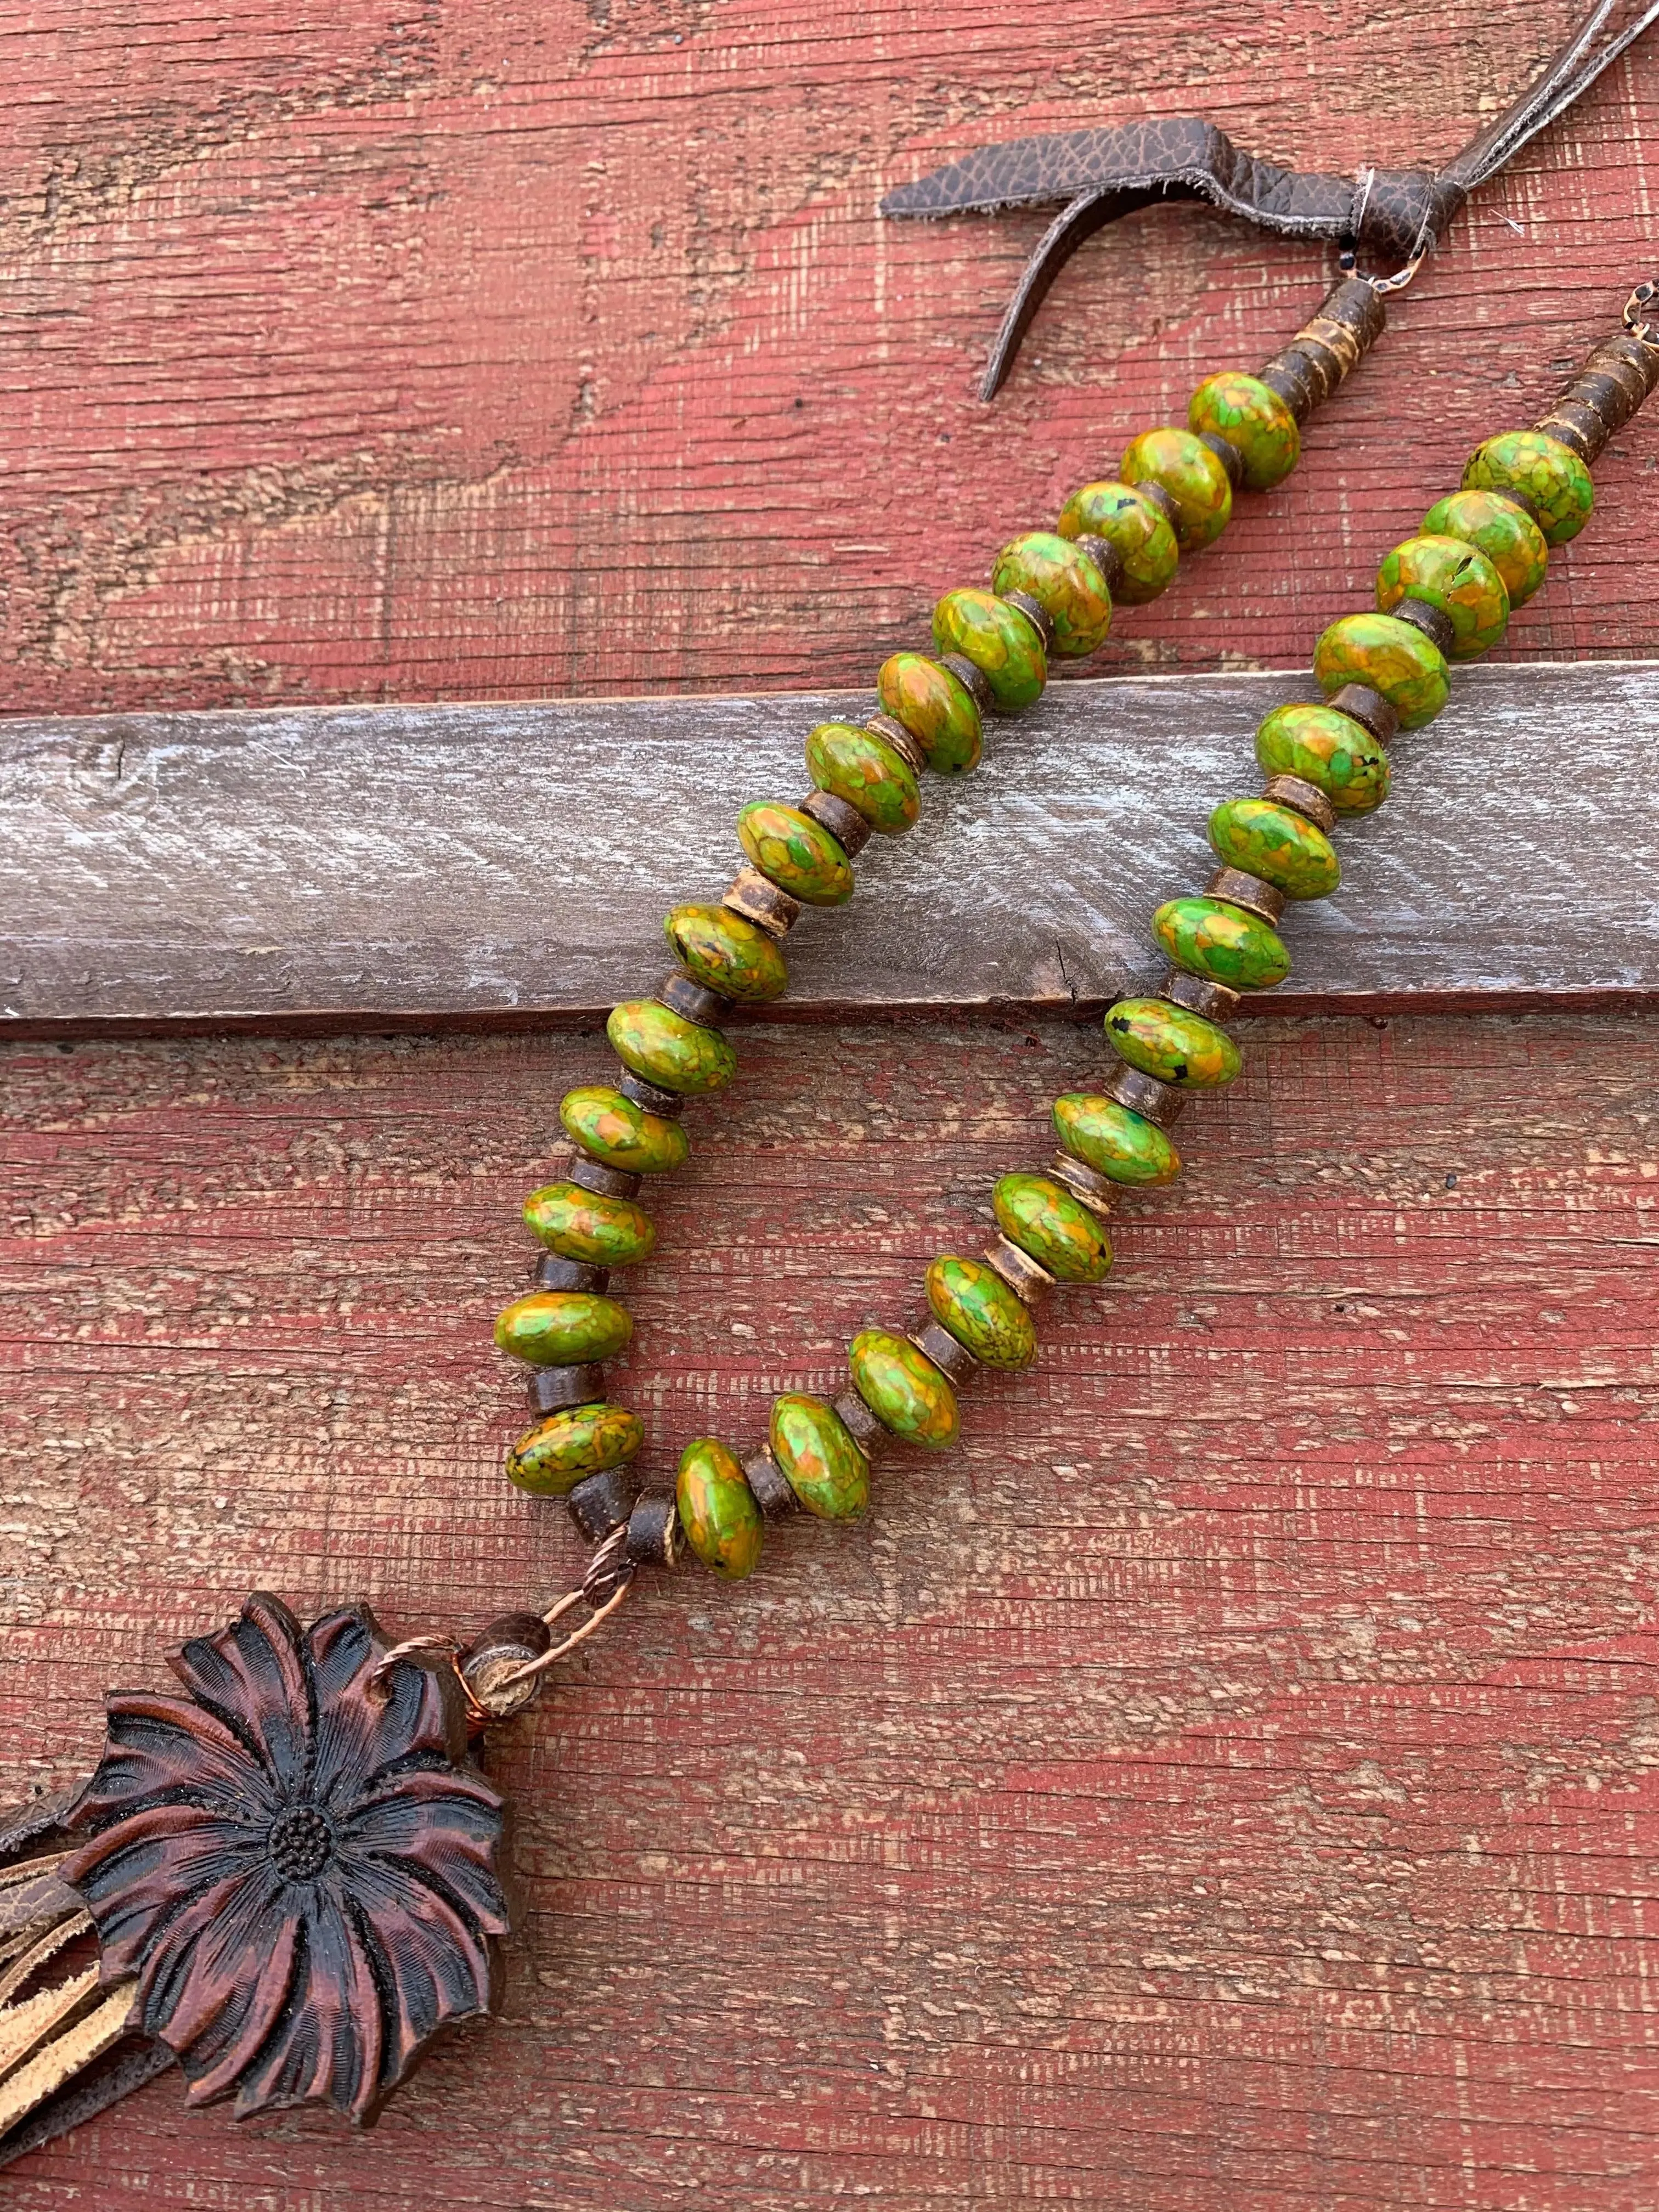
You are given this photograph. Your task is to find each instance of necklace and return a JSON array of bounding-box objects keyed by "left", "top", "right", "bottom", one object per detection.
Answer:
[{"left": 1, "top": 13, "right": 1656, "bottom": 2170}]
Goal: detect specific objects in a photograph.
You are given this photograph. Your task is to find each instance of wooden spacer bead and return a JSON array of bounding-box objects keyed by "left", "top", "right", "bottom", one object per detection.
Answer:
[
  {"left": 656, "top": 970, "right": 731, "bottom": 1027},
  {"left": 866, "top": 711, "right": 928, "bottom": 774},
  {"left": 911, "top": 1319, "right": 979, "bottom": 1384},
  {"left": 1207, "top": 866, "right": 1286, "bottom": 927},
  {"left": 567, "top": 1154, "right": 642, "bottom": 1200},
  {"left": 526, "top": 1363, "right": 607, "bottom": 1415},
  {"left": 1261, "top": 774, "right": 1336, "bottom": 834},
  {"left": 1388, "top": 596, "right": 1455, "bottom": 656},
  {"left": 1257, "top": 357, "right": 1318, "bottom": 425},
  {"left": 1197, "top": 430, "right": 1244, "bottom": 487},
  {"left": 1326, "top": 683, "right": 1398, "bottom": 747},
  {"left": 1102, "top": 1062, "right": 1186, "bottom": 1128},
  {"left": 626, "top": 1493, "right": 684, "bottom": 1568},
  {"left": 799, "top": 787, "right": 870, "bottom": 858},
  {"left": 1257, "top": 278, "right": 1387, "bottom": 421},
  {"left": 1531, "top": 402, "right": 1598, "bottom": 462},
  {"left": 1134, "top": 478, "right": 1182, "bottom": 531},
  {"left": 1048, "top": 1152, "right": 1114, "bottom": 1220},
  {"left": 831, "top": 1389, "right": 888, "bottom": 1454},
  {"left": 566, "top": 1464, "right": 640, "bottom": 1544},
  {"left": 1075, "top": 531, "right": 1125, "bottom": 594},
  {"left": 459, "top": 1611, "right": 551, "bottom": 1722},
  {"left": 1158, "top": 968, "right": 1242, "bottom": 1021},
  {"left": 1000, "top": 589, "right": 1054, "bottom": 653},
  {"left": 619, "top": 1069, "right": 686, "bottom": 1116},
  {"left": 724, "top": 865, "right": 802, "bottom": 938},
  {"left": 984, "top": 1235, "right": 1054, "bottom": 1305},
  {"left": 939, "top": 651, "right": 992, "bottom": 711},
  {"left": 744, "top": 1444, "right": 800, "bottom": 1518},
  {"left": 533, "top": 1254, "right": 610, "bottom": 1294}
]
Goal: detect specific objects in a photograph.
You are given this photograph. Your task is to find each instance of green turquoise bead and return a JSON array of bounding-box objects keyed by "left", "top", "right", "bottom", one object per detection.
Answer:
[
  {"left": 608, "top": 999, "right": 738, "bottom": 1095},
  {"left": 805, "top": 721, "right": 920, "bottom": 834},
  {"left": 1152, "top": 897, "right": 1290, "bottom": 991},
  {"left": 848, "top": 1329, "right": 960, "bottom": 1449},
  {"left": 1104, "top": 997, "right": 1240, "bottom": 1088},
  {"left": 665, "top": 904, "right": 787, "bottom": 1003},
  {"left": 523, "top": 1181, "right": 656, "bottom": 1267},
  {"left": 931, "top": 588, "right": 1047, "bottom": 713},
  {"left": 1462, "top": 430, "right": 1593, "bottom": 547},
  {"left": 1254, "top": 702, "right": 1390, "bottom": 816},
  {"left": 1119, "top": 427, "right": 1232, "bottom": 552},
  {"left": 992, "top": 1173, "right": 1111, "bottom": 1284},
  {"left": 1421, "top": 488, "right": 1549, "bottom": 609},
  {"left": 1054, "top": 481, "right": 1179, "bottom": 604},
  {"left": 989, "top": 531, "right": 1112, "bottom": 658},
  {"left": 1376, "top": 533, "right": 1508, "bottom": 660},
  {"left": 926, "top": 1254, "right": 1036, "bottom": 1370},
  {"left": 560, "top": 1085, "right": 689, "bottom": 1176},
  {"left": 876, "top": 653, "right": 983, "bottom": 774},
  {"left": 737, "top": 801, "right": 854, "bottom": 906},
  {"left": 1313, "top": 613, "right": 1448, "bottom": 731},
  {"left": 506, "top": 1403, "right": 642, "bottom": 1496},
  {"left": 676, "top": 1436, "right": 763, "bottom": 1579},
  {"left": 494, "top": 1290, "right": 633, "bottom": 1366},
  {"left": 770, "top": 1393, "right": 869, "bottom": 1519},
  {"left": 1187, "top": 370, "right": 1300, "bottom": 491},
  {"left": 1053, "top": 1093, "right": 1181, "bottom": 1187},
  {"left": 1208, "top": 797, "right": 1340, "bottom": 899}
]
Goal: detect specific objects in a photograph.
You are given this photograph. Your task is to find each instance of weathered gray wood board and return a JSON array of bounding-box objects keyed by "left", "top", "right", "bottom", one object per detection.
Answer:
[{"left": 3, "top": 662, "right": 1655, "bottom": 1032}]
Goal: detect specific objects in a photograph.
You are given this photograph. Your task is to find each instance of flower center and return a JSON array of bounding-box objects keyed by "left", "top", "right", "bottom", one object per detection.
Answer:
[{"left": 267, "top": 1804, "right": 334, "bottom": 1883}]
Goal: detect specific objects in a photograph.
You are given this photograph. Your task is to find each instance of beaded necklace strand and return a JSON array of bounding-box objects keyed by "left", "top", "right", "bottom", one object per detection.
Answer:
[{"left": 455, "top": 286, "right": 1659, "bottom": 1719}]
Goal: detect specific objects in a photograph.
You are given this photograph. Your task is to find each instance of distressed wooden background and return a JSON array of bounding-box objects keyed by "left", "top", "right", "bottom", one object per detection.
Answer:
[{"left": 4, "top": 0, "right": 1659, "bottom": 2204}]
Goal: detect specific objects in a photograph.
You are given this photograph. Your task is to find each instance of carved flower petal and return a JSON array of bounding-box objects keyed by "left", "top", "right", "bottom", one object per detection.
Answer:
[
  {"left": 73, "top": 1689, "right": 274, "bottom": 1830},
  {"left": 167, "top": 1593, "right": 314, "bottom": 1791},
  {"left": 311, "top": 1634, "right": 455, "bottom": 1812},
  {"left": 340, "top": 1768, "right": 509, "bottom": 1937},
  {"left": 335, "top": 1844, "right": 501, "bottom": 2051},
  {"left": 227, "top": 1889, "right": 386, "bottom": 2121},
  {"left": 132, "top": 1859, "right": 282, "bottom": 2047},
  {"left": 64, "top": 1802, "right": 267, "bottom": 1980},
  {"left": 170, "top": 1899, "right": 300, "bottom": 2101}
]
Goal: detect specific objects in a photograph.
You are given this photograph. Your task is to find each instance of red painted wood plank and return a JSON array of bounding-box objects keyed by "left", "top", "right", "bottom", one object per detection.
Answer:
[{"left": 4, "top": 1008, "right": 1659, "bottom": 2204}]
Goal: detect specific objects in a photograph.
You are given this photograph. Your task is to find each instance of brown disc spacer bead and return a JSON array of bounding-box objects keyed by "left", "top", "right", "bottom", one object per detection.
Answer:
[
  {"left": 1326, "top": 682, "right": 1398, "bottom": 747},
  {"left": 831, "top": 1389, "right": 888, "bottom": 1454},
  {"left": 1048, "top": 1152, "right": 1115, "bottom": 1220},
  {"left": 527, "top": 1363, "right": 608, "bottom": 1415},
  {"left": 533, "top": 1254, "right": 610, "bottom": 1294},
  {"left": 865, "top": 711, "right": 928, "bottom": 774},
  {"left": 1256, "top": 277, "right": 1387, "bottom": 423},
  {"left": 626, "top": 1493, "right": 684, "bottom": 1568},
  {"left": 1387, "top": 596, "right": 1456, "bottom": 656},
  {"left": 1534, "top": 331, "right": 1659, "bottom": 466},
  {"left": 567, "top": 1464, "right": 641, "bottom": 1544},
  {"left": 799, "top": 787, "right": 871, "bottom": 858},
  {"left": 1000, "top": 589, "right": 1054, "bottom": 653},
  {"left": 939, "top": 651, "right": 993, "bottom": 711},
  {"left": 1207, "top": 866, "right": 1286, "bottom": 927},
  {"left": 911, "top": 1319, "right": 979, "bottom": 1384},
  {"left": 656, "top": 970, "right": 732, "bottom": 1028},
  {"left": 1261, "top": 774, "right": 1337, "bottom": 834},
  {"left": 1074, "top": 531, "right": 1126, "bottom": 594},
  {"left": 567, "top": 1154, "right": 644, "bottom": 1200},
  {"left": 744, "top": 1444, "right": 800, "bottom": 1518},
  {"left": 1159, "top": 967, "right": 1242, "bottom": 1020},
  {"left": 1102, "top": 1062, "right": 1186, "bottom": 1128},
  {"left": 459, "top": 1611, "right": 552, "bottom": 1722},
  {"left": 1197, "top": 430, "right": 1244, "bottom": 488},
  {"left": 1134, "top": 478, "right": 1182, "bottom": 531},
  {"left": 984, "top": 1235, "right": 1054, "bottom": 1305},
  {"left": 724, "top": 865, "right": 802, "bottom": 938},
  {"left": 619, "top": 1069, "right": 686, "bottom": 1116}
]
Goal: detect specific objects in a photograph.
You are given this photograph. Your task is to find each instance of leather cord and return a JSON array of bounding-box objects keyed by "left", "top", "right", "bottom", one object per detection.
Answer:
[{"left": 881, "top": 0, "right": 1659, "bottom": 396}]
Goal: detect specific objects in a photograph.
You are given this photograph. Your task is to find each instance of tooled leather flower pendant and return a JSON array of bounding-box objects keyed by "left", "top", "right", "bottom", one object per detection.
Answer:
[{"left": 62, "top": 1592, "right": 510, "bottom": 2124}]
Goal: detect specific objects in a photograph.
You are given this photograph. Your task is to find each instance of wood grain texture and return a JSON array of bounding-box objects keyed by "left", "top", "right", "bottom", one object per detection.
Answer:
[
  {"left": 6, "top": 660, "right": 1659, "bottom": 1031},
  {"left": 4, "top": 1009, "right": 1659, "bottom": 2207},
  {"left": 0, "top": 0, "right": 1655, "bottom": 716}
]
